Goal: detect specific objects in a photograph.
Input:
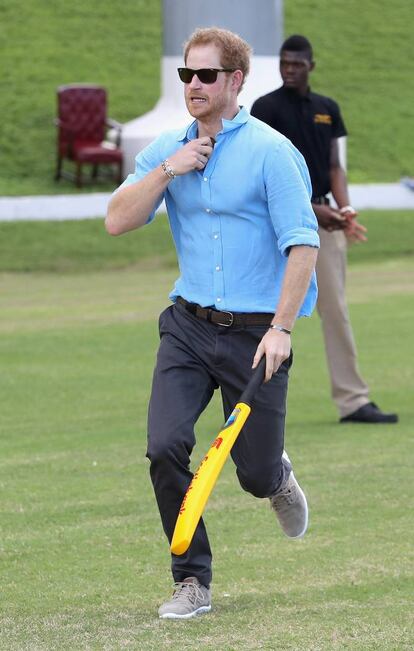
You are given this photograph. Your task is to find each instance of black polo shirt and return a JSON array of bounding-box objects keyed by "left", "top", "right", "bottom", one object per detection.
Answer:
[{"left": 251, "top": 86, "right": 347, "bottom": 198}]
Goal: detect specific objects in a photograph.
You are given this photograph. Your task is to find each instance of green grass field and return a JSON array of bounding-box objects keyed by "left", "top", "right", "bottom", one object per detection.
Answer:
[
  {"left": 1, "top": 0, "right": 413, "bottom": 195},
  {"left": 1, "top": 216, "right": 413, "bottom": 649},
  {"left": 0, "top": 210, "right": 413, "bottom": 273}
]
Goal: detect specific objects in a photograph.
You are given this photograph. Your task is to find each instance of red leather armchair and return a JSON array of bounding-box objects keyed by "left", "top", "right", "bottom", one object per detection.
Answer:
[{"left": 55, "top": 84, "right": 123, "bottom": 187}]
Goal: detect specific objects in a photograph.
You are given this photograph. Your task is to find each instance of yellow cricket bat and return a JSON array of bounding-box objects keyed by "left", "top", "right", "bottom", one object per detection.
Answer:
[{"left": 170, "top": 357, "right": 266, "bottom": 556}]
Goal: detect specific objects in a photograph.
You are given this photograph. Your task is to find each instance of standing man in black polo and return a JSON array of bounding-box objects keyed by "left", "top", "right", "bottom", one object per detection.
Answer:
[{"left": 251, "top": 35, "right": 398, "bottom": 424}]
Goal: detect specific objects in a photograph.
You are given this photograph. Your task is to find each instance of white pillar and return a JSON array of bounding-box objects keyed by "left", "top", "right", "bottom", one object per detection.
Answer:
[{"left": 121, "top": 0, "right": 284, "bottom": 174}]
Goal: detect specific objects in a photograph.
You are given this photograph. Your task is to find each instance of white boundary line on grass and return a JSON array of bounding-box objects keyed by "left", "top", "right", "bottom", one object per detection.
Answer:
[
  {"left": 0, "top": 193, "right": 167, "bottom": 222},
  {"left": 0, "top": 184, "right": 413, "bottom": 222}
]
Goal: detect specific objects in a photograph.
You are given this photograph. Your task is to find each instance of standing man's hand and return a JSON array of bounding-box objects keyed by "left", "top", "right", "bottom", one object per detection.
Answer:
[
  {"left": 168, "top": 137, "right": 214, "bottom": 175},
  {"left": 252, "top": 329, "right": 291, "bottom": 382},
  {"left": 312, "top": 203, "right": 347, "bottom": 232},
  {"left": 339, "top": 206, "right": 368, "bottom": 243},
  {"left": 344, "top": 218, "right": 368, "bottom": 243}
]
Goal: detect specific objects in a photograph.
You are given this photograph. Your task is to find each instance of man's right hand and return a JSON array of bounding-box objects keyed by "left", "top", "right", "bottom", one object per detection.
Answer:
[
  {"left": 312, "top": 203, "right": 347, "bottom": 232},
  {"left": 168, "top": 137, "right": 214, "bottom": 176}
]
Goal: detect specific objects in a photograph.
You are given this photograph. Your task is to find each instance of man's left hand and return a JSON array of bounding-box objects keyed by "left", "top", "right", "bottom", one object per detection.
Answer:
[{"left": 252, "top": 330, "right": 291, "bottom": 382}]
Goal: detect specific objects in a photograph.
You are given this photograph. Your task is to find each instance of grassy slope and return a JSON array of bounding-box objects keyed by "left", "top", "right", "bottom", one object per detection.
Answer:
[
  {"left": 1, "top": 257, "right": 413, "bottom": 650},
  {"left": 285, "top": 0, "right": 414, "bottom": 182},
  {"left": 1, "top": 0, "right": 413, "bottom": 195},
  {"left": 0, "top": 0, "right": 161, "bottom": 195}
]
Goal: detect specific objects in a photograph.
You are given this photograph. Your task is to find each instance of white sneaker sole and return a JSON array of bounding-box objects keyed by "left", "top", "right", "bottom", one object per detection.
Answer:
[
  {"left": 288, "top": 470, "right": 308, "bottom": 539},
  {"left": 159, "top": 605, "right": 212, "bottom": 619},
  {"left": 282, "top": 449, "right": 291, "bottom": 464},
  {"left": 281, "top": 450, "right": 308, "bottom": 538}
]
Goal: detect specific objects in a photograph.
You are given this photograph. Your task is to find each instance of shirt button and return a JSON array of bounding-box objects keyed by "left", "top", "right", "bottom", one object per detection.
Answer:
[
  {"left": 206, "top": 208, "right": 211, "bottom": 213},
  {"left": 215, "top": 266, "right": 220, "bottom": 271},
  {"left": 217, "top": 297, "right": 222, "bottom": 303},
  {"left": 203, "top": 177, "right": 208, "bottom": 181},
  {"left": 213, "top": 234, "right": 219, "bottom": 239}
]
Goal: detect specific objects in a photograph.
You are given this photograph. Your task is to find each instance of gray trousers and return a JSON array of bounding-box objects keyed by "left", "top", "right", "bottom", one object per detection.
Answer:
[
  {"left": 146, "top": 301, "right": 292, "bottom": 587},
  {"left": 316, "top": 229, "right": 370, "bottom": 417}
]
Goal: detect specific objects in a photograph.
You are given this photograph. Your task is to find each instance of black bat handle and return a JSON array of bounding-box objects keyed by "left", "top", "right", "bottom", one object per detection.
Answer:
[{"left": 240, "top": 357, "right": 267, "bottom": 406}]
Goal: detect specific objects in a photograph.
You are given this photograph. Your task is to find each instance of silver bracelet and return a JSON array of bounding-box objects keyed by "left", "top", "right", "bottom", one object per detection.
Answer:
[
  {"left": 161, "top": 159, "right": 176, "bottom": 180},
  {"left": 269, "top": 324, "right": 292, "bottom": 335}
]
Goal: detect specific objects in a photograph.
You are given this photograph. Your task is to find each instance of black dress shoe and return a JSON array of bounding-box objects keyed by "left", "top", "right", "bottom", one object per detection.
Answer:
[{"left": 340, "top": 402, "right": 398, "bottom": 424}]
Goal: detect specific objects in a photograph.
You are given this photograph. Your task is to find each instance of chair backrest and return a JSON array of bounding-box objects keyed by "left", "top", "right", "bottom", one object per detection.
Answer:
[{"left": 57, "top": 85, "right": 107, "bottom": 153}]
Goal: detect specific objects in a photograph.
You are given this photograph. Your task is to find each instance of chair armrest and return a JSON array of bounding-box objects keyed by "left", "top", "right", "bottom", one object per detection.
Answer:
[
  {"left": 106, "top": 118, "right": 123, "bottom": 146},
  {"left": 106, "top": 117, "right": 123, "bottom": 131}
]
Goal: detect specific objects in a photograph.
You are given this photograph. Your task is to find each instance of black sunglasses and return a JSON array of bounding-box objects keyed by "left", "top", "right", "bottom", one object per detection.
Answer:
[{"left": 177, "top": 67, "right": 236, "bottom": 84}]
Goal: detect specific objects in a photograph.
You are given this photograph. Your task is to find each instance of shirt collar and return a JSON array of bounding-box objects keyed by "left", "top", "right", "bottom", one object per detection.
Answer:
[{"left": 177, "top": 106, "right": 249, "bottom": 142}]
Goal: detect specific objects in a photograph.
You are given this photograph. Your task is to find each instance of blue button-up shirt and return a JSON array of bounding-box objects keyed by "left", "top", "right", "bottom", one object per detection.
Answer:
[{"left": 121, "top": 107, "right": 319, "bottom": 316}]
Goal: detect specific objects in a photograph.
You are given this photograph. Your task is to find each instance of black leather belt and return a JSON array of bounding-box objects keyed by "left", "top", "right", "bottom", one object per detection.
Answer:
[
  {"left": 312, "top": 196, "right": 330, "bottom": 205},
  {"left": 176, "top": 297, "right": 273, "bottom": 328}
]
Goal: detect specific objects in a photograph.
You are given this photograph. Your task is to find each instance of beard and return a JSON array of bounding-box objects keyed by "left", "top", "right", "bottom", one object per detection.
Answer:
[{"left": 185, "top": 84, "right": 232, "bottom": 122}]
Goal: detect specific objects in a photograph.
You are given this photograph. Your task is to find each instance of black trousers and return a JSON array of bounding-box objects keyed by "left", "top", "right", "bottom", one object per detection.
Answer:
[{"left": 146, "top": 301, "right": 292, "bottom": 587}]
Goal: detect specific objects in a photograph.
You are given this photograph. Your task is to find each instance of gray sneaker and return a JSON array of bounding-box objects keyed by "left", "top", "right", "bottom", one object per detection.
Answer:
[
  {"left": 158, "top": 577, "right": 211, "bottom": 619},
  {"left": 270, "top": 454, "right": 308, "bottom": 538}
]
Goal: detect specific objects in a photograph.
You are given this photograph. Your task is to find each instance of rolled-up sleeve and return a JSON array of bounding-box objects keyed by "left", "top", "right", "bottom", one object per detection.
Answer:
[
  {"left": 264, "top": 140, "right": 320, "bottom": 256},
  {"left": 278, "top": 225, "right": 320, "bottom": 256}
]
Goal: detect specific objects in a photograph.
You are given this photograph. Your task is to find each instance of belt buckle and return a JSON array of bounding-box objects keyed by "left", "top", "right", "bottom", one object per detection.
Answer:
[{"left": 216, "top": 310, "right": 234, "bottom": 327}]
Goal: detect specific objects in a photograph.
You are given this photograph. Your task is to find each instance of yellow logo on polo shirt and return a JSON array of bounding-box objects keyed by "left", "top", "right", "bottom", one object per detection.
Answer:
[{"left": 314, "top": 113, "right": 332, "bottom": 125}]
